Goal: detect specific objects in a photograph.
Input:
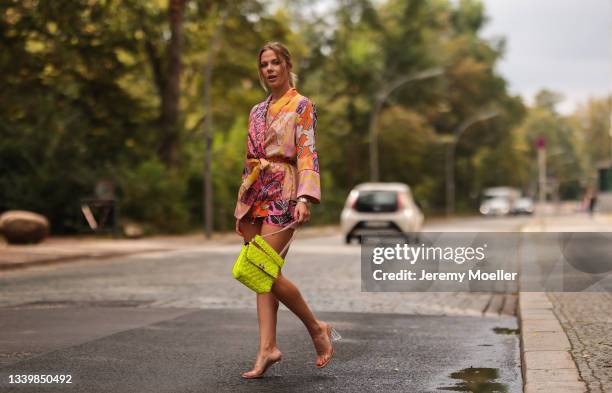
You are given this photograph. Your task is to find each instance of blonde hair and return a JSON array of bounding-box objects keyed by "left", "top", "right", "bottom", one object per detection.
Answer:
[{"left": 258, "top": 42, "right": 298, "bottom": 92}]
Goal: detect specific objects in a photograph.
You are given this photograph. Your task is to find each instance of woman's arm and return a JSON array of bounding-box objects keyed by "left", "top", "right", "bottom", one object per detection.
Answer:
[
  {"left": 294, "top": 99, "right": 320, "bottom": 225},
  {"left": 295, "top": 99, "right": 321, "bottom": 205}
]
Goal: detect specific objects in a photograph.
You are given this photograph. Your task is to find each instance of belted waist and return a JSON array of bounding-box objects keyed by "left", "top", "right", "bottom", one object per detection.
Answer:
[
  {"left": 246, "top": 156, "right": 296, "bottom": 168},
  {"left": 239, "top": 157, "right": 296, "bottom": 197}
]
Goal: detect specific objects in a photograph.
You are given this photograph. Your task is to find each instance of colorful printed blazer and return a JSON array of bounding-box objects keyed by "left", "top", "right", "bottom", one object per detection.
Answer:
[{"left": 233, "top": 88, "right": 321, "bottom": 224}]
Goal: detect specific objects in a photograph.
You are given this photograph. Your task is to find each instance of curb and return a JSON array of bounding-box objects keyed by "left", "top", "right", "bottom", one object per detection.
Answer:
[
  {"left": 518, "top": 292, "right": 587, "bottom": 393},
  {"left": 0, "top": 248, "right": 172, "bottom": 272}
]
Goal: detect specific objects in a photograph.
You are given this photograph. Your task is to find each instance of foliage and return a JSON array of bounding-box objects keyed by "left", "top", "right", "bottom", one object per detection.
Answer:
[
  {"left": 2, "top": 0, "right": 604, "bottom": 233},
  {"left": 119, "top": 158, "right": 190, "bottom": 232},
  {"left": 570, "top": 96, "right": 612, "bottom": 175},
  {"left": 514, "top": 91, "right": 590, "bottom": 200}
]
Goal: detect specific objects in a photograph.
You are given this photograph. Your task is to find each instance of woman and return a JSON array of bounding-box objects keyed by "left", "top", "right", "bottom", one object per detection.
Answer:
[{"left": 234, "top": 42, "right": 338, "bottom": 379}]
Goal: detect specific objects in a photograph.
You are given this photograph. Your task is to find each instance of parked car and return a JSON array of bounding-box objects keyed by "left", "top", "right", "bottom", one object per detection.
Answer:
[
  {"left": 479, "top": 187, "right": 520, "bottom": 217},
  {"left": 340, "top": 183, "right": 424, "bottom": 244},
  {"left": 510, "top": 197, "right": 534, "bottom": 215},
  {"left": 479, "top": 197, "right": 511, "bottom": 216}
]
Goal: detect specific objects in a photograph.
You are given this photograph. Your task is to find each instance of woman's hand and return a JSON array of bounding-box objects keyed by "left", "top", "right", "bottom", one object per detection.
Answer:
[
  {"left": 235, "top": 218, "right": 243, "bottom": 236},
  {"left": 294, "top": 202, "right": 311, "bottom": 225}
]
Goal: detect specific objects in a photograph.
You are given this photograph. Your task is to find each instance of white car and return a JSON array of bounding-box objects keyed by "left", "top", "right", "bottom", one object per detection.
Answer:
[
  {"left": 479, "top": 197, "right": 511, "bottom": 216},
  {"left": 510, "top": 197, "right": 534, "bottom": 215},
  {"left": 340, "top": 183, "right": 424, "bottom": 244}
]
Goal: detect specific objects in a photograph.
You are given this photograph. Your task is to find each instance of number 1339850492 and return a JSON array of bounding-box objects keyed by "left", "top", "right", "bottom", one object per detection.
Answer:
[{"left": 8, "top": 374, "right": 72, "bottom": 384}]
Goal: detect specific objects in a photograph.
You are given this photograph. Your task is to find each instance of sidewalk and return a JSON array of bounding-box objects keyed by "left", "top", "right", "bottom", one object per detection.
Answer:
[
  {"left": 519, "top": 213, "right": 612, "bottom": 393},
  {"left": 0, "top": 225, "right": 341, "bottom": 271}
]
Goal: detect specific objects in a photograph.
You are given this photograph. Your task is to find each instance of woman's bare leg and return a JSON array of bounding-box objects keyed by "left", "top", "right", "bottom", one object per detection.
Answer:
[
  {"left": 261, "top": 223, "right": 333, "bottom": 367},
  {"left": 239, "top": 218, "right": 282, "bottom": 378}
]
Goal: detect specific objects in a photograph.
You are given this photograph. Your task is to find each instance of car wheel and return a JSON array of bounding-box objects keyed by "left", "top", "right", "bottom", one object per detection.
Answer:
[{"left": 345, "top": 234, "right": 351, "bottom": 244}]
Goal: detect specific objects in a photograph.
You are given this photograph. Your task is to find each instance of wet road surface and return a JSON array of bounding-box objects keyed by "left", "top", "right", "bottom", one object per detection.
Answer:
[
  {"left": 0, "top": 307, "right": 521, "bottom": 393},
  {"left": 0, "top": 215, "right": 529, "bottom": 392}
]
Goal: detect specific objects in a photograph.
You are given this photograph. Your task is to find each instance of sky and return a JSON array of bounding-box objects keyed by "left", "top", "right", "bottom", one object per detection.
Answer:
[{"left": 480, "top": 0, "right": 612, "bottom": 114}]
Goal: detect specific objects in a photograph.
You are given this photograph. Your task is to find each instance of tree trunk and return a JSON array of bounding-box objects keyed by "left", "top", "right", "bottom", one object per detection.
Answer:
[{"left": 158, "top": 0, "right": 185, "bottom": 167}]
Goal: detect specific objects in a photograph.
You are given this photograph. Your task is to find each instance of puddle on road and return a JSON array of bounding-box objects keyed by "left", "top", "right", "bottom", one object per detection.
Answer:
[
  {"left": 492, "top": 327, "right": 520, "bottom": 335},
  {"left": 438, "top": 367, "right": 508, "bottom": 392}
]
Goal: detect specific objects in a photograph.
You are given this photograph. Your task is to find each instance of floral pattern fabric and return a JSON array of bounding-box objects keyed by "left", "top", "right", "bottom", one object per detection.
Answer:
[{"left": 234, "top": 88, "right": 320, "bottom": 227}]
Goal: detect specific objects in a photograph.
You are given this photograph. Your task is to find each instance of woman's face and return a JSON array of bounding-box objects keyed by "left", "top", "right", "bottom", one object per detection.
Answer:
[{"left": 259, "top": 49, "right": 290, "bottom": 91}]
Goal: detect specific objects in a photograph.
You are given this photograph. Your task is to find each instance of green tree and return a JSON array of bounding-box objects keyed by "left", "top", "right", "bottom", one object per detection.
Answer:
[
  {"left": 515, "top": 89, "right": 585, "bottom": 200},
  {"left": 570, "top": 96, "right": 612, "bottom": 175}
]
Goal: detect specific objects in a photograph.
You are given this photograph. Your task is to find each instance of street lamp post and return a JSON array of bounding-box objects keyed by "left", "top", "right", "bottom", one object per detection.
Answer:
[
  {"left": 536, "top": 137, "right": 547, "bottom": 215},
  {"left": 445, "top": 110, "right": 498, "bottom": 216},
  {"left": 369, "top": 68, "right": 444, "bottom": 182},
  {"left": 608, "top": 95, "right": 612, "bottom": 164}
]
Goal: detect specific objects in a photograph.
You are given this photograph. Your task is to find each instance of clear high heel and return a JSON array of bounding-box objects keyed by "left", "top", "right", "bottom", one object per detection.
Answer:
[
  {"left": 330, "top": 326, "right": 342, "bottom": 342},
  {"left": 242, "top": 355, "right": 282, "bottom": 379},
  {"left": 316, "top": 325, "right": 341, "bottom": 369}
]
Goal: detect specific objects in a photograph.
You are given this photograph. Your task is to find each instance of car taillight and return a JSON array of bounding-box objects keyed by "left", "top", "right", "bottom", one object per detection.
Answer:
[{"left": 350, "top": 195, "right": 358, "bottom": 209}]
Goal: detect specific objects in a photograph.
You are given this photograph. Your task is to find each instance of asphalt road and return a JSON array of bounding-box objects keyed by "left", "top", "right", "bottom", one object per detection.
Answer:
[
  {"left": 0, "top": 308, "right": 521, "bottom": 393},
  {"left": 0, "top": 215, "right": 530, "bottom": 392}
]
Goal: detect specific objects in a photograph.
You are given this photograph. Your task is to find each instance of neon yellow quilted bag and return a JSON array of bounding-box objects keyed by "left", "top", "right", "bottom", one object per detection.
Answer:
[{"left": 232, "top": 223, "right": 296, "bottom": 293}]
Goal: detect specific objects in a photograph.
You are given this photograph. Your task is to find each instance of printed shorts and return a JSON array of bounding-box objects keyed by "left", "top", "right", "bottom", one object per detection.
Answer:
[{"left": 248, "top": 199, "right": 297, "bottom": 227}]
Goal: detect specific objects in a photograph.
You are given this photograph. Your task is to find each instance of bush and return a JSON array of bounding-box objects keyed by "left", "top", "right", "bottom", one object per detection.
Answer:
[{"left": 118, "top": 158, "right": 190, "bottom": 233}]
